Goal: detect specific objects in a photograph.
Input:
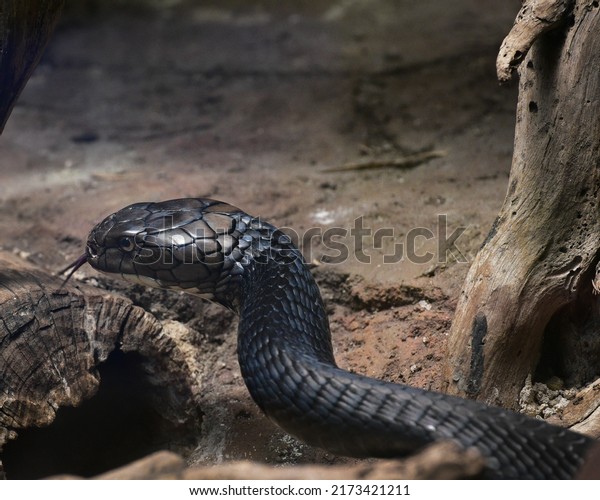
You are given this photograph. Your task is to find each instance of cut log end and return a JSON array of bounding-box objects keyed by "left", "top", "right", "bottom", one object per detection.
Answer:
[{"left": 0, "top": 253, "right": 202, "bottom": 479}]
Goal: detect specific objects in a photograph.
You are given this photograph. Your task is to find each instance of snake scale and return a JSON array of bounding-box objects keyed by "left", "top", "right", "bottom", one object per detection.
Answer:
[{"left": 63, "top": 198, "right": 594, "bottom": 479}]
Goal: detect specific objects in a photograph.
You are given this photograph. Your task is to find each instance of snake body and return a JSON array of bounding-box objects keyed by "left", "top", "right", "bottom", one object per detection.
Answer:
[{"left": 72, "top": 198, "right": 593, "bottom": 479}]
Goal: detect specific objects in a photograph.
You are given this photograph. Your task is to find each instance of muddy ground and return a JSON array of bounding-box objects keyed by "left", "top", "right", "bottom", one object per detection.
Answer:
[{"left": 0, "top": 0, "right": 525, "bottom": 478}]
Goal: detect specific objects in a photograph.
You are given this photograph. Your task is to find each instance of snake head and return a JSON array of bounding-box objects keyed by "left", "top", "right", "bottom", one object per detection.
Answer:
[
  {"left": 61, "top": 198, "right": 299, "bottom": 311},
  {"left": 85, "top": 198, "right": 252, "bottom": 301},
  {"left": 61, "top": 198, "right": 302, "bottom": 309}
]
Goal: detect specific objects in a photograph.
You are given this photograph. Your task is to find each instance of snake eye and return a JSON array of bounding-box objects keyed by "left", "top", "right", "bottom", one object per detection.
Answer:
[{"left": 118, "top": 236, "right": 136, "bottom": 252}]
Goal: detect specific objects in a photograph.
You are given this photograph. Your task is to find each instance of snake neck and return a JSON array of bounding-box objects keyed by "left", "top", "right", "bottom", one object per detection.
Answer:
[{"left": 236, "top": 246, "right": 336, "bottom": 368}]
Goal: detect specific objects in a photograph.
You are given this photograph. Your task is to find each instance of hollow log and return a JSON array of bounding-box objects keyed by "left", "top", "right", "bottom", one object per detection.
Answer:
[
  {"left": 0, "top": 252, "right": 201, "bottom": 479},
  {"left": 445, "top": 0, "right": 600, "bottom": 419},
  {"left": 0, "top": 0, "right": 64, "bottom": 132}
]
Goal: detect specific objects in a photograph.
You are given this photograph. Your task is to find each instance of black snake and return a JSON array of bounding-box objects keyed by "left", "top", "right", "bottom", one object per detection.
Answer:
[{"left": 63, "top": 198, "right": 593, "bottom": 479}]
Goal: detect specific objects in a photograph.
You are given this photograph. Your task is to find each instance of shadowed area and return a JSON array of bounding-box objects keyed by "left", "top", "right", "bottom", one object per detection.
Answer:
[{"left": 1, "top": 350, "right": 193, "bottom": 479}]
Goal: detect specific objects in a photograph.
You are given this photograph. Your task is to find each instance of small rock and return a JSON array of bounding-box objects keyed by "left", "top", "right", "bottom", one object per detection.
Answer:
[
  {"left": 418, "top": 300, "right": 432, "bottom": 310},
  {"left": 410, "top": 363, "right": 422, "bottom": 374}
]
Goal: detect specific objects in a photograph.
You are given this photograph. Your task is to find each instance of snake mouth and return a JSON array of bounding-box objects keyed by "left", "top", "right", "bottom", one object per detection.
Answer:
[{"left": 58, "top": 253, "right": 88, "bottom": 289}]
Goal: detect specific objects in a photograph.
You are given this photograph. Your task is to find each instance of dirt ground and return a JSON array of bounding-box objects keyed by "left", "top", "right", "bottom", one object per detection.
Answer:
[{"left": 0, "top": 0, "right": 524, "bottom": 477}]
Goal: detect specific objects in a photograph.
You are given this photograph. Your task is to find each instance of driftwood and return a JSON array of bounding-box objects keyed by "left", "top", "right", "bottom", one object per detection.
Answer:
[
  {"left": 546, "top": 379, "right": 600, "bottom": 434},
  {"left": 0, "top": 0, "right": 64, "bottom": 132},
  {"left": 496, "top": 0, "right": 573, "bottom": 82},
  {"left": 445, "top": 0, "right": 600, "bottom": 428},
  {"left": 0, "top": 252, "right": 202, "bottom": 479},
  {"left": 49, "top": 442, "right": 485, "bottom": 480}
]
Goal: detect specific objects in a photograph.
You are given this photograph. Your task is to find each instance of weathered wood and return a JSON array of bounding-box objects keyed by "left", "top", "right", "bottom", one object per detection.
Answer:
[
  {"left": 445, "top": 0, "right": 600, "bottom": 417},
  {"left": 0, "top": 252, "right": 201, "bottom": 478},
  {"left": 543, "top": 379, "right": 600, "bottom": 434},
  {"left": 496, "top": 0, "right": 573, "bottom": 82},
  {"left": 0, "top": 0, "right": 64, "bottom": 132},
  {"left": 49, "top": 442, "right": 486, "bottom": 480}
]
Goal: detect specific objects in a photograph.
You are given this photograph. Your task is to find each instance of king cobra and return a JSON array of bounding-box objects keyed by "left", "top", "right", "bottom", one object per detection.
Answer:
[{"left": 63, "top": 198, "right": 593, "bottom": 479}]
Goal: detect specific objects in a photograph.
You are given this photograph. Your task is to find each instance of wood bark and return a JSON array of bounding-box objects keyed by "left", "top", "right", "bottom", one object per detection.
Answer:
[
  {"left": 445, "top": 0, "right": 600, "bottom": 417},
  {"left": 0, "top": 0, "right": 64, "bottom": 132},
  {"left": 0, "top": 252, "right": 201, "bottom": 478}
]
